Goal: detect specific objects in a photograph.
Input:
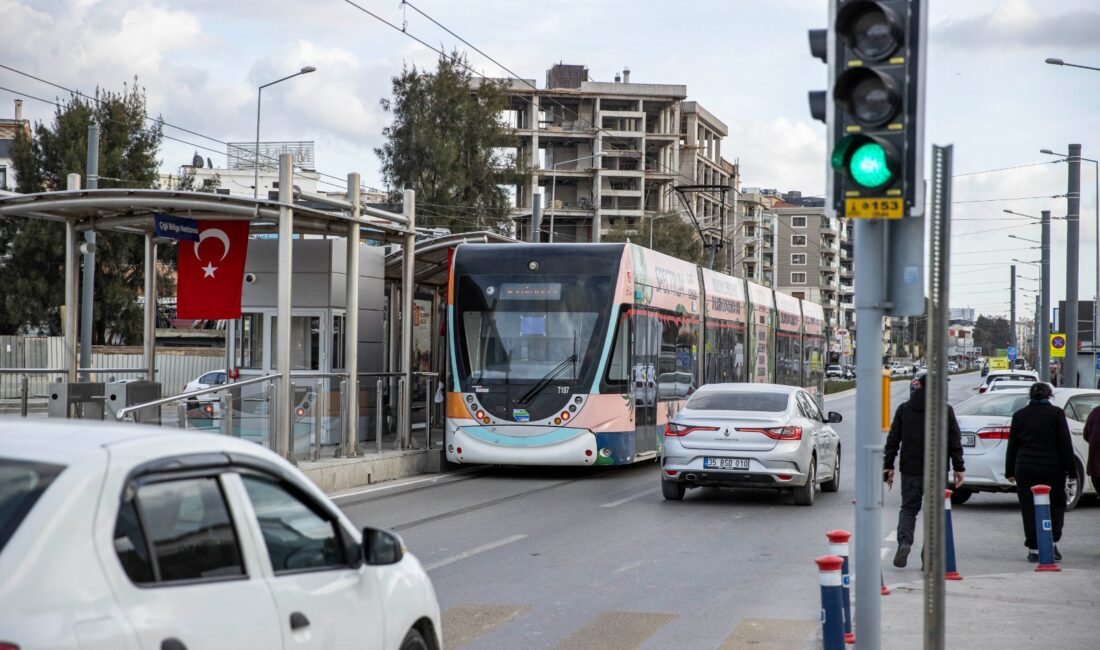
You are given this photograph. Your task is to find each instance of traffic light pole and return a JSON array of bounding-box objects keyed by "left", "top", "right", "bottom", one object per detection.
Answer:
[
  {"left": 1040, "top": 210, "right": 1051, "bottom": 382},
  {"left": 853, "top": 218, "right": 886, "bottom": 650},
  {"left": 1066, "top": 144, "right": 1082, "bottom": 387}
]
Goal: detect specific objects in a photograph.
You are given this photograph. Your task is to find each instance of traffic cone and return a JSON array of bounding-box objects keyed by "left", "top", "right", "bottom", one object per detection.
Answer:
[
  {"left": 826, "top": 530, "right": 854, "bottom": 644},
  {"left": 816, "top": 555, "right": 846, "bottom": 650},
  {"left": 944, "top": 489, "right": 963, "bottom": 580},
  {"left": 1031, "top": 485, "right": 1060, "bottom": 572}
]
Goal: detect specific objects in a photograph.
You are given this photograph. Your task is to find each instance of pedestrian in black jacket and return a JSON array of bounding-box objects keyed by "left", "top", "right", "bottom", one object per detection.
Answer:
[
  {"left": 1005, "top": 382, "right": 1076, "bottom": 562},
  {"left": 883, "top": 373, "right": 966, "bottom": 568}
]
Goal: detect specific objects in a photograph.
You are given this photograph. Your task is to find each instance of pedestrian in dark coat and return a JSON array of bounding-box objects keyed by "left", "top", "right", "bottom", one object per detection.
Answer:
[
  {"left": 883, "top": 373, "right": 966, "bottom": 568},
  {"left": 1005, "top": 382, "right": 1076, "bottom": 562},
  {"left": 1082, "top": 405, "right": 1100, "bottom": 495}
]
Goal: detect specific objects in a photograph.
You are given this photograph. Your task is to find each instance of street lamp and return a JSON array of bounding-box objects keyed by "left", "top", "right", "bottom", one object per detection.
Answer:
[
  {"left": 549, "top": 152, "right": 604, "bottom": 243},
  {"left": 648, "top": 212, "right": 679, "bottom": 249},
  {"left": 1008, "top": 234, "right": 1042, "bottom": 245},
  {"left": 1041, "top": 148, "right": 1099, "bottom": 357},
  {"left": 1045, "top": 57, "right": 1100, "bottom": 72},
  {"left": 254, "top": 66, "right": 317, "bottom": 198}
]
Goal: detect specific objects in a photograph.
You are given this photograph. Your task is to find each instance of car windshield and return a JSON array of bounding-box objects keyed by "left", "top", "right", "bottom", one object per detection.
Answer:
[
  {"left": 0, "top": 458, "right": 65, "bottom": 554},
  {"left": 955, "top": 394, "right": 1030, "bottom": 417},
  {"left": 685, "top": 391, "right": 789, "bottom": 412}
]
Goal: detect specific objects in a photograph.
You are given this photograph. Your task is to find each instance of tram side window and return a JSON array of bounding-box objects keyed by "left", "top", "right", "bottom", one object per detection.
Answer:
[
  {"left": 237, "top": 313, "right": 264, "bottom": 369},
  {"left": 604, "top": 310, "right": 630, "bottom": 390},
  {"left": 776, "top": 334, "right": 801, "bottom": 388},
  {"left": 659, "top": 314, "right": 695, "bottom": 401},
  {"left": 732, "top": 328, "right": 746, "bottom": 383}
]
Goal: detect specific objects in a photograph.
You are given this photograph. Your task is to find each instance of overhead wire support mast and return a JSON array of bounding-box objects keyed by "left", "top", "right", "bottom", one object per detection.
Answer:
[{"left": 672, "top": 184, "right": 732, "bottom": 269}]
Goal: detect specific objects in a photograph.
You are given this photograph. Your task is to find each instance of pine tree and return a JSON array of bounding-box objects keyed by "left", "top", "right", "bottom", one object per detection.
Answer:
[
  {"left": 0, "top": 81, "right": 164, "bottom": 341},
  {"left": 375, "top": 51, "right": 520, "bottom": 235}
]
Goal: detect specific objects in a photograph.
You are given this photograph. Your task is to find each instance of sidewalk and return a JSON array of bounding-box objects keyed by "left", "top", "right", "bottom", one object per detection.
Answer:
[{"left": 879, "top": 568, "right": 1100, "bottom": 648}]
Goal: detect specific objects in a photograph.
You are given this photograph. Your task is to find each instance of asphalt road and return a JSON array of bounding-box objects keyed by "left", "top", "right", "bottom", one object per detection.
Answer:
[{"left": 336, "top": 372, "right": 1100, "bottom": 649}]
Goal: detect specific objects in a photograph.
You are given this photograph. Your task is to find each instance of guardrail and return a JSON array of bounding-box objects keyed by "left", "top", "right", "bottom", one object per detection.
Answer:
[{"left": 0, "top": 367, "right": 154, "bottom": 417}]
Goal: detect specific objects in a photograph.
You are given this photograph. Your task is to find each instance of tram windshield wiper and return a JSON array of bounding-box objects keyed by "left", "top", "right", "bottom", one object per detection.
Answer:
[{"left": 516, "top": 354, "right": 577, "bottom": 405}]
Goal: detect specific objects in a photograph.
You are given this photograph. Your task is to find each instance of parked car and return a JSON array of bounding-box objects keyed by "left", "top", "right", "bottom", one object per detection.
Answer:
[
  {"left": 660, "top": 383, "right": 842, "bottom": 506},
  {"left": 948, "top": 361, "right": 959, "bottom": 372},
  {"left": 825, "top": 364, "right": 845, "bottom": 380},
  {"left": 184, "top": 370, "right": 227, "bottom": 402},
  {"left": 977, "top": 370, "right": 1039, "bottom": 394},
  {"left": 987, "top": 379, "right": 1044, "bottom": 393},
  {"left": 0, "top": 421, "right": 442, "bottom": 650},
  {"left": 950, "top": 388, "right": 1100, "bottom": 509}
]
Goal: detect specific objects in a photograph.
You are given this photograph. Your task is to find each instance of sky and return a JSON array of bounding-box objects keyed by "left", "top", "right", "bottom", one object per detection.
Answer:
[{"left": 1, "top": 0, "right": 1099, "bottom": 319}]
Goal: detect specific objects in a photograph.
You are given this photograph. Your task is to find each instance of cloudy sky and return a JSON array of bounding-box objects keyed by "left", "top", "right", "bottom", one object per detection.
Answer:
[{"left": 2, "top": 0, "right": 1099, "bottom": 318}]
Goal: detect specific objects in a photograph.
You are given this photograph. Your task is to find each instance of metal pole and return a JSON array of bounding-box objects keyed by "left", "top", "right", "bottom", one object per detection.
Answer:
[
  {"left": 397, "top": 377, "right": 406, "bottom": 451},
  {"left": 401, "top": 189, "right": 416, "bottom": 448},
  {"left": 314, "top": 377, "right": 324, "bottom": 460},
  {"left": 853, "top": 217, "right": 886, "bottom": 650},
  {"left": 219, "top": 391, "right": 231, "bottom": 437},
  {"left": 345, "top": 172, "right": 361, "bottom": 456},
  {"left": 19, "top": 375, "right": 28, "bottom": 417},
  {"left": 81, "top": 123, "right": 99, "bottom": 372},
  {"left": 376, "top": 378, "right": 384, "bottom": 454},
  {"left": 65, "top": 173, "right": 81, "bottom": 383},
  {"left": 1036, "top": 294, "right": 1042, "bottom": 371},
  {"left": 1093, "top": 161, "right": 1098, "bottom": 364},
  {"left": 921, "top": 144, "right": 954, "bottom": 650},
  {"left": 530, "top": 192, "right": 542, "bottom": 243},
  {"left": 177, "top": 402, "right": 187, "bottom": 430},
  {"left": 549, "top": 169, "right": 557, "bottom": 243},
  {"left": 1066, "top": 144, "right": 1082, "bottom": 387},
  {"left": 424, "top": 375, "right": 432, "bottom": 449},
  {"left": 1010, "top": 264, "right": 1017, "bottom": 351},
  {"left": 276, "top": 153, "right": 294, "bottom": 458},
  {"left": 254, "top": 87, "right": 262, "bottom": 198},
  {"left": 1041, "top": 210, "right": 1052, "bottom": 382},
  {"left": 649, "top": 214, "right": 655, "bottom": 249},
  {"left": 143, "top": 234, "right": 157, "bottom": 382}
]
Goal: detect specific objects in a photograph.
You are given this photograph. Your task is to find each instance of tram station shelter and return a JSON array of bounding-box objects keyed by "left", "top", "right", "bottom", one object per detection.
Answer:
[{"left": 0, "top": 153, "right": 514, "bottom": 462}]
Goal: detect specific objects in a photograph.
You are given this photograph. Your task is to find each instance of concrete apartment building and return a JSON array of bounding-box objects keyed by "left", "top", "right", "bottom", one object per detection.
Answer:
[
  {"left": 499, "top": 64, "right": 736, "bottom": 243},
  {"left": 0, "top": 99, "right": 30, "bottom": 193}
]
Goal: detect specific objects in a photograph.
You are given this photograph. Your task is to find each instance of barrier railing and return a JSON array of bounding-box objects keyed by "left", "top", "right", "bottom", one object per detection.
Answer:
[{"left": 0, "top": 367, "right": 154, "bottom": 417}]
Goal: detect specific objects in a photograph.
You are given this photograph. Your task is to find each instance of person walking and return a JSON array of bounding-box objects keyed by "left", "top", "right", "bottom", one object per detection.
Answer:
[
  {"left": 1005, "top": 382, "right": 1076, "bottom": 562},
  {"left": 883, "top": 373, "right": 966, "bottom": 568},
  {"left": 1085, "top": 405, "right": 1100, "bottom": 495}
]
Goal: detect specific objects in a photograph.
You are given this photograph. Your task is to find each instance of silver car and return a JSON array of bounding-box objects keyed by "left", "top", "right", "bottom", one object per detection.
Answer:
[
  {"left": 660, "top": 383, "right": 843, "bottom": 506},
  {"left": 952, "top": 388, "right": 1100, "bottom": 509}
]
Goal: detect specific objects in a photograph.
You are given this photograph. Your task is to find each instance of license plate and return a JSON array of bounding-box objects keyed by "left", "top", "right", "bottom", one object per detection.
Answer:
[
  {"left": 703, "top": 457, "right": 750, "bottom": 470},
  {"left": 961, "top": 434, "right": 976, "bottom": 447},
  {"left": 845, "top": 197, "right": 903, "bottom": 219}
]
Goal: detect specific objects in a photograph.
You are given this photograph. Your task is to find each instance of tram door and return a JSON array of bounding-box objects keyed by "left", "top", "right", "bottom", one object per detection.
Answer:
[{"left": 632, "top": 312, "right": 660, "bottom": 455}]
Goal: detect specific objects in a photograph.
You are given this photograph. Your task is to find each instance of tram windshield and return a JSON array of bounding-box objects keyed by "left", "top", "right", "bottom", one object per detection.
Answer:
[{"left": 454, "top": 274, "right": 612, "bottom": 387}]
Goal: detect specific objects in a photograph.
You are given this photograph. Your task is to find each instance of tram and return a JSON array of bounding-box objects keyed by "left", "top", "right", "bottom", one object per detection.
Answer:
[{"left": 444, "top": 243, "right": 827, "bottom": 467}]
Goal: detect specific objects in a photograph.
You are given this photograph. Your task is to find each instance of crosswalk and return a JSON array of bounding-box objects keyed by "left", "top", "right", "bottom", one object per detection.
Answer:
[{"left": 440, "top": 605, "right": 819, "bottom": 650}]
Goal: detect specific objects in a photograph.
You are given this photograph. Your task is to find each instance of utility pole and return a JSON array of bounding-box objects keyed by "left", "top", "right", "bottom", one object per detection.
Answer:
[
  {"left": 80, "top": 122, "right": 99, "bottom": 373},
  {"left": 1010, "top": 264, "right": 1017, "bottom": 351},
  {"left": 1040, "top": 210, "right": 1052, "bottom": 382},
  {"left": 1066, "top": 144, "right": 1082, "bottom": 387},
  {"left": 1036, "top": 294, "right": 1042, "bottom": 371},
  {"left": 530, "top": 192, "right": 542, "bottom": 243}
]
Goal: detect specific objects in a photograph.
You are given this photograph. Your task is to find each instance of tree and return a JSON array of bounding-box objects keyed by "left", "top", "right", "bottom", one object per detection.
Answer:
[
  {"left": 375, "top": 51, "right": 520, "bottom": 235},
  {"left": 603, "top": 213, "right": 706, "bottom": 266},
  {"left": 0, "top": 81, "right": 164, "bottom": 342},
  {"left": 974, "top": 315, "right": 1011, "bottom": 354}
]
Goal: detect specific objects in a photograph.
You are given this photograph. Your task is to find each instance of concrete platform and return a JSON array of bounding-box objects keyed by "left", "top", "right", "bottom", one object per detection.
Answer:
[{"left": 298, "top": 448, "right": 444, "bottom": 493}]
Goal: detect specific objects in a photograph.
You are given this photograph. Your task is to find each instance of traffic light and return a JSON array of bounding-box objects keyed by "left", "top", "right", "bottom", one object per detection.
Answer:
[{"left": 809, "top": 0, "right": 926, "bottom": 219}]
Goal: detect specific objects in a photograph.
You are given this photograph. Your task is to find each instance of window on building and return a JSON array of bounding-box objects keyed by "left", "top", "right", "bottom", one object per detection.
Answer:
[
  {"left": 791, "top": 215, "right": 807, "bottom": 228},
  {"left": 745, "top": 226, "right": 756, "bottom": 238},
  {"left": 791, "top": 253, "right": 807, "bottom": 266},
  {"left": 791, "top": 272, "right": 807, "bottom": 285},
  {"left": 791, "top": 234, "right": 808, "bottom": 247},
  {"left": 792, "top": 292, "right": 806, "bottom": 300}
]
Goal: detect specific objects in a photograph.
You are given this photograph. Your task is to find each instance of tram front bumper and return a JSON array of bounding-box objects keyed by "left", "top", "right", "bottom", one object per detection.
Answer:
[{"left": 448, "top": 425, "right": 599, "bottom": 466}]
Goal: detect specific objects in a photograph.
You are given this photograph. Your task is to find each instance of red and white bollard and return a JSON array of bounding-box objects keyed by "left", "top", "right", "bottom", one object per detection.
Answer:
[
  {"left": 816, "top": 555, "right": 846, "bottom": 650},
  {"left": 1031, "top": 485, "right": 1060, "bottom": 572},
  {"left": 944, "top": 489, "right": 962, "bottom": 580}
]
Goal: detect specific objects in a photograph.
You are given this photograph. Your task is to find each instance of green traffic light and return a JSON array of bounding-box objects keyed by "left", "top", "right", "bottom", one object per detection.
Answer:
[{"left": 849, "top": 141, "right": 893, "bottom": 188}]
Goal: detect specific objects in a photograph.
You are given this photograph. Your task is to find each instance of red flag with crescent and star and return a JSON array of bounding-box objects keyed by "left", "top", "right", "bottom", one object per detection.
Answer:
[{"left": 176, "top": 220, "right": 250, "bottom": 319}]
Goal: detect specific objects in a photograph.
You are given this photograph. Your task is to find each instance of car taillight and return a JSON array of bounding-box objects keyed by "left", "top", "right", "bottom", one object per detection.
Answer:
[
  {"left": 739, "top": 426, "right": 803, "bottom": 440},
  {"left": 979, "top": 386, "right": 987, "bottom": 394},
  {"left": 977, "top": 426, "right": 1011, "bottom": 440},
  {"left": 664, "top": 423, "right": 718, "bottom": 437},
  {"left": 0, "top": 643, "right": 20, "bottom": 650}
]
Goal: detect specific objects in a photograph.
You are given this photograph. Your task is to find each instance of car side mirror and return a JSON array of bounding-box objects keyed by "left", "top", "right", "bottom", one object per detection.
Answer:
[
  {"left": 827, "top": 411, "right": 843, "bottom": 424},
  {"left": 363, "top": 527, "right": 405, "bottom": 566}
]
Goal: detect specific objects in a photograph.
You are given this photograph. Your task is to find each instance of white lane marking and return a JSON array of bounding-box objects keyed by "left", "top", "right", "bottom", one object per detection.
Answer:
[
  {"left": 424, "top": 534, "right": 528, "bottom": 572},
  {"left": 615, "top": 560, "right": 644, "bottom": 573},
  {"left": 881, "top": 547, "right": 890, "bottom": 561},
  {"left": 886, "top": 530, "right": 897, "bottom": 543},
  {"left": 331, "top": 468, "right": 481, "bottom": 500},
  {"left": 600, "top": 487, "right": 660, "bottom": 508}
]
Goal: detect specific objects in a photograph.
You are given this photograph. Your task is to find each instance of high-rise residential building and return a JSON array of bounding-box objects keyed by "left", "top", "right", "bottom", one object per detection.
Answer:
[{"left": 498, "top": 64, "right": 736, "bottom": 243}]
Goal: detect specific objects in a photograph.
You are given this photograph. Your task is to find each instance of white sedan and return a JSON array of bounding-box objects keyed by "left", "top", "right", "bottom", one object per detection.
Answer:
[
  {"left": 951, "top": 388, "right": 1100, "bottom": 509},
  {"left": 0, "top": 421, "right": 441, "bottom": 650}
]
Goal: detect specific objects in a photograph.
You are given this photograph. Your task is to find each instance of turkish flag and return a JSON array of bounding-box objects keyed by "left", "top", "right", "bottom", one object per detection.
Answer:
[{"left": 176, "top": 220, "right": 250, "bottom": 319}]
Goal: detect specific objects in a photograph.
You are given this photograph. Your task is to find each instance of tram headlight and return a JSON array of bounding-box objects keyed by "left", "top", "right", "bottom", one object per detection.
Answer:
[
  {"left": 465, "top": 395, "right": 474, "bottom": 403},
  {"left": 574, "top": 396, "right": 583, "bottom": 404},
  {"left": 475, "top": 409, "right": 485, "bottom": 420},
  {"left": 560, "top": 411, "right": 570, "bottom": 421},
  {"left": 599, "top": 448, "right": 612, "bottom": 458}
]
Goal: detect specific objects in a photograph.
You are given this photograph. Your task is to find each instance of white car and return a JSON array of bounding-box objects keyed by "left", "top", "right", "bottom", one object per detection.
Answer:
[
  {"left": 184, "top": 370, "right": 227, "bottom": 402},
  {"left": 977, "top": 369, "right": 1039, "bottom": 394},
  {"left": 987, "top": 379, "right": 1043, "bottom": 393},
  {"left": 951, "top": 388, "right": 1100, "bottom": 509},
  {"left": 660, "top": 383, "right": 843, "bottom": 506},
  {"left": 0, "top": 421, "right": 442, "bottom": 650}
]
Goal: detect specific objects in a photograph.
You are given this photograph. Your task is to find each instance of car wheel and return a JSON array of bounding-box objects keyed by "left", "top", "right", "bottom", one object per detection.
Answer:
[
  {"left": 661, "top": 478, "right": 686, "bottom": 501},
  {"left": 399, "top": 628, "right": 429, "bottom": 650},
  {"left": 792, "top": 458, "right": 816, "bottom": 506},
  {"left": 821, "top": 449, "right": 840, "bottom": 493},
  {"left": 949, "top": 488, "right": 972, "bottom": 505},
  {"left": 1066, "top": 462, "right": 1085, "bottom": 511}
]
